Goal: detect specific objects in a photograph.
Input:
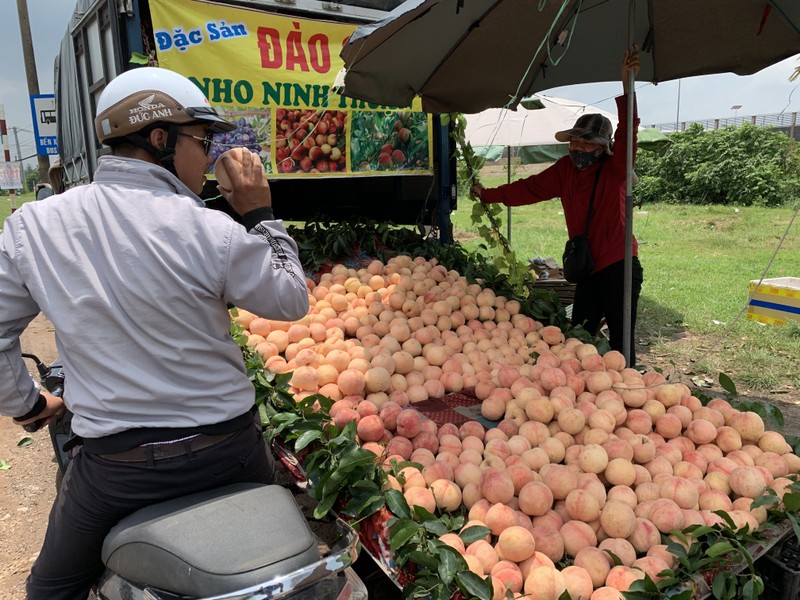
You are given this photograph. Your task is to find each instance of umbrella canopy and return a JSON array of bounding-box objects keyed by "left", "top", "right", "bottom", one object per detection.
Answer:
[
  {"left": 340, "top": 0, "right": 800, "bottom": 114},
  {"left": 466, "top": 97, "right": 671, "bottom": 163},
  {"left": 466, "top": 95, "right": 615, "bottom": 162}
]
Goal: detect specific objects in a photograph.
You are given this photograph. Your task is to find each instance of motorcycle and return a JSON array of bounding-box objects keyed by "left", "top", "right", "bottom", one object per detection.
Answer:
[{"left": 21, "top": 354, "right": 368, "bottom": 600}]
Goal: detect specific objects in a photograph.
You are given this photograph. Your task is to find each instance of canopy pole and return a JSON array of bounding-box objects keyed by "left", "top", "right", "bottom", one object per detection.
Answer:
[
  {"left": 623, "top": 0, "right": 636, "bottom": 367},
  {"left": 507, "top": 145, "right": 512, "bottom": 242}
]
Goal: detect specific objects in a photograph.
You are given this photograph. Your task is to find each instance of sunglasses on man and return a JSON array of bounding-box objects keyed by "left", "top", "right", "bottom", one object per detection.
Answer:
[{"left": 177, "top": 131, "right": 215, "bottom": 155}]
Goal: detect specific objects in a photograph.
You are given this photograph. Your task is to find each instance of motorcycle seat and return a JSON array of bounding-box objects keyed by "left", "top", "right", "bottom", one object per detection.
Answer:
[{"left": 101, "top": 483, "right": 321, "bottom": 597}]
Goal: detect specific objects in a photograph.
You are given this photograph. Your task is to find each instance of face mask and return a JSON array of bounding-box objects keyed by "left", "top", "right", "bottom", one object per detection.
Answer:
[{"left": 569, "top": 148, "right": 604, "bottom": 170}]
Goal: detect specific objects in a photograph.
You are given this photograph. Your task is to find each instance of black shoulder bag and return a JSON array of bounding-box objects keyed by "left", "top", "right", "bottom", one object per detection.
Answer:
[{"left": 562, "top": 168, "right": 602, "bottom": 284}]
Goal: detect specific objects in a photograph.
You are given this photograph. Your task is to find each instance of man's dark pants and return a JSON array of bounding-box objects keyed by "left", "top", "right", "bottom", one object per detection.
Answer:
[
  {"left": 26, "top": 422, "right": 274, "bottom": 600},
  {"left": 571, "top": 257, "right": 644, "bottom": 367}
]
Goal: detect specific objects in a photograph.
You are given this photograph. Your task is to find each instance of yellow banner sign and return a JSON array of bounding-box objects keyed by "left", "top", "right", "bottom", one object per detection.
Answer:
[{"left": 149, "top": 0, "right": 433, "bottom": 178}]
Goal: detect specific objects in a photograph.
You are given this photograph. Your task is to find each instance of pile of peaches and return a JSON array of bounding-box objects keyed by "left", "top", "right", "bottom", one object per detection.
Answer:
[{"left": 233, "top": 255, "right": 798, "bottom": 600}]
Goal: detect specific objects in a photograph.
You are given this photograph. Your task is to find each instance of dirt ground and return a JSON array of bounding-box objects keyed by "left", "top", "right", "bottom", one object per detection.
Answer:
[
  {"left": 1, "top": 314, "right": 798, "bottom": 598},
  {"left": 0, "top": 315, "right": 59, "bottom": 598}
]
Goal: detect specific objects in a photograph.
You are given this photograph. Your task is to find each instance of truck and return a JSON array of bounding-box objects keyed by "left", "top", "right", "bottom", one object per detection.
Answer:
[{"left": 53, "top": 0, "right": 456, "bottom": 241}]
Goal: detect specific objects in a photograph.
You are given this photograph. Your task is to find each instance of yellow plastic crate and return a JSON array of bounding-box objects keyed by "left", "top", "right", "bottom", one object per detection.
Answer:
[{"left": 747, "top": 277, "right": 800, "bottom": 325}]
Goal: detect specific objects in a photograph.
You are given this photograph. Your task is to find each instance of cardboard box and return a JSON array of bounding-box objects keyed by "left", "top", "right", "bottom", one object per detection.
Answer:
[{"left": 747, "top": 277, "right": 800, "bottom": 325}]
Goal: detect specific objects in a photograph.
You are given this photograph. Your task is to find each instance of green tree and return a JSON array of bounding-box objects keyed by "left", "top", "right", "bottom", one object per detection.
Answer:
[
  {"left": 24, "top": 165, "right": 40, "bottom": 193},
  {"left": 635, "top": 123, "right": 800, "bottom": 206}
]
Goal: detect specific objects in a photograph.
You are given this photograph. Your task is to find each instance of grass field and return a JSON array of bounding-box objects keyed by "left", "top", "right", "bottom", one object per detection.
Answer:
[
  {"left": 1, "top": 193, "right": 34, "bottom": 220},
  {"left": 456, "top": 165, "right": 800, "bottom": 400}
]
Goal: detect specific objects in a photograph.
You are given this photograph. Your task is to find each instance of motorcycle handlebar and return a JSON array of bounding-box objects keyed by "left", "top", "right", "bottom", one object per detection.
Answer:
[{"left": 20, "top": 354, "right": 65, "bottom": 432}]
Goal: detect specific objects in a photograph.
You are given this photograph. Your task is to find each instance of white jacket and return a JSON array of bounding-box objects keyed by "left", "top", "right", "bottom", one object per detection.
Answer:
[{"left": 0, "top": 155, "right": 309, "bottom": 437}]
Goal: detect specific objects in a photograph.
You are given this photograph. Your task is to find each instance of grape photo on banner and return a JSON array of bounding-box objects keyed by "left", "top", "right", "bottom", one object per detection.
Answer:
[{"left": 210, "top": 109, "right": 271, "bottom": 174}]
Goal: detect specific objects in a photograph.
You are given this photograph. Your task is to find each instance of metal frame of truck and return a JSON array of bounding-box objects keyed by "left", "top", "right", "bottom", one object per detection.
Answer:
[{"left": 54, "top": 0, "right": 456, "bottom": 241}]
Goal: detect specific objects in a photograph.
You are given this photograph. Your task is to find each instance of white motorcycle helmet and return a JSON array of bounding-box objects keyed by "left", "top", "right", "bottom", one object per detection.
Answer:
[{"left": 94, "top": 67, "right": 235, "bottom": 171}]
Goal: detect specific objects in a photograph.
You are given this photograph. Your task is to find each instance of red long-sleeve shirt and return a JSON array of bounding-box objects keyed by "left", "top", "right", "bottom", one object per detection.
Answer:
[{"left": 480, "top": 95, "right": 639, "bottom": 274}]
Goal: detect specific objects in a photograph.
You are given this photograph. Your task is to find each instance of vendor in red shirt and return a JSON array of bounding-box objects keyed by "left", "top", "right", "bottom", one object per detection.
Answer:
[{"left": 472, "top": 47, "right": 643, "bottom": 366}]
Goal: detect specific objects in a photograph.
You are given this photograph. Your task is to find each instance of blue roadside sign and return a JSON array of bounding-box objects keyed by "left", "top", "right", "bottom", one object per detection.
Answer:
[{"left": 30, "top": 94, "right": 58, "bottom": 156}]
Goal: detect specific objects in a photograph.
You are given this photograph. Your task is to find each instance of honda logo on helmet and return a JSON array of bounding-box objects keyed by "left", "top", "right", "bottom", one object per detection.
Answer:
[{"left": 129, "top": 94, "right": 169, "bottom": 114}]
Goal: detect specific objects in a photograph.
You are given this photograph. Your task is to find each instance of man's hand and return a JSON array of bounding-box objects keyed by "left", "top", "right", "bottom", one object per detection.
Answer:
[
  {"left": 622, "top": 44, "right": 640, "bottom": 94},
  {"left": 215, "top": 148, "right": 272, "bottom": 216},
  {"left": 14, "top": 391, "right": 65, "bottom": 430},
  {"left": 470, "top": 182, "right": 485, "bottom": 199}
]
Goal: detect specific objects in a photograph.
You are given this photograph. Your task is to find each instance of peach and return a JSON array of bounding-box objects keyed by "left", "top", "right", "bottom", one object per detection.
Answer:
[
  {"left": 575, "top": 546, "right": 613, "bottom": 588},
  {"left": 731, "top": 411, "right": 766, "bottom": 442},
  {"left": 395, "top": 408, "right": 423, "bottom": 438},
  {"left": 605, "top": 458, "right": 637, "bottom": 487},
  {"left": 578, "top": 444, "right": 610, "bottom": 474},
  {"left": 756, "top": 452, "right": 790, "bottom": 478},
  {"left": 655, "top": 384, "right": 684, "bottom": 408},
  {"left": 685, "top": 419, "right": 717, "bottom": 445},
  {"left": 466, "top": 539, "right": 498, "bottom": 573},
  {"left": 481, "top": 469, "right": 515, "bottom": 505},
  {"left": 660, "top": 476, "right": 700, "bottom": 509},
  {"left": 485, "top": 503, "right": 519, "bottom": 537},
  {"left": 490, "top": 561, "right": 524, "bottom": 598},
  {"left": 497, "top": 525, "right": 536, "bottom": 562},
  {"left": 628, "top": 517, "right": 662, "bottom": 554},
  {"left": 462, "top": 552, "right": 485, "bottom": 577},
  {"left": 655, "top": 413, "right": 682, "bottom": 439},
  {"left": 438, "top": 532, "right": 465, "bottom": 554},
  {"left": 759, "top": 431, "right": 792, "bottom": 455},
  {"left": 598, "top": 538, "right": 636, "bottom": 568},
  {"left": 409, "top": 448, "right": 435, "bottom": 467},
  {"left": 459, "top": 420, "right": 486, "bottom": 441},
  {"left": 591, "top": 587, "right": 624, "bottom": 600},
  {"left": 560, "top": 520, "right": 598, "bottom": 558},
  {"left": 404, "top": 487, "right": 436, "bottom": 514},
  {"left": 523, "top": 566, "right": 567, "bottom": 599},
  {"left": 632, "top": 556, "right": 670, "bottom": 582},
  {"left": 429, "top": 479, "right": 462, "bottom": 512},
  {"left": 543, "top": 464, "right": 579, "bottom": 500},
  {"left": 729, "top": 466, "right": 767, "bottom": 499},
  {"left": 558, "top": 408, "right": 586, "bottom": 435},
  {"left": 530, "top": 525, "right": 564, "bottom": 563},
  {"left": 560, "top": 565, "right": 594, "bottom": 600},
  {"left": 606, "top": 565, "right": 645, "bottom": 591},
  {"left": 565, "top": 488, "right": 602, "bottom": 522},
  {"left": 649, "top": 498, "right": 685, "bottom": 533},
  {"left": 599, "top": 500, "right": 637, "bottom": 539}
]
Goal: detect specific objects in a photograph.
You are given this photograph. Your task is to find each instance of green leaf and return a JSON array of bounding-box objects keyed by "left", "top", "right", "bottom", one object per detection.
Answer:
[
  {"left": 384, "top": 489, "right": 412, "bottom": 519},
  {"left": 407, "top": 549, "right": 439, "bottom": 570},
  {"left": 389, "top": 523, "right": 421, "bottom": 552},
  {"left": 712, "top": 571, "right": 735, "bottom": 600},
  {"left": 129, "top": 51, "right": 149, "bottom": 65},
  {"left": 437, "top": 547, "right": 458, "bottom": 584},
  {"left": 459, "top": 525, "right": 491, "bottom": 545},
  {"left": 718, "top": 372, "right": 737, "bottom": 395},
  {"left": 294, "top": 429, "right": 322, "bottom": 451},
  {"left": 455, "top": 570, "right": 492, "bottom": 600},
  {"left": 706, "top": 540, "right": 734, "bottom": 557},
  {"left": 17, "top": 437, "right": 33, "bottom": 447},
  {"left": 784, "top": 492, "right": 800, "bottom": 512},
  {"left": 312, "top": 492, "right": 338, "bottom": 519},
  {"left": 423, "top": 519, "right": 449, "bottom": 537},
  {"left": 413, "top": 505, "right": 436, "bottom": 521},
  {"left": 744, "top": 575, "right": 764, "bottom": 599},
  {"left": 0, "top": 460, "right": 10, "bottom": 470}
]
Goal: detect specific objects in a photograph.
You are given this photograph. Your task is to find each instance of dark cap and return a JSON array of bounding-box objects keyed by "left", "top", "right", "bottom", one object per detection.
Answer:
[{"left": 555, "top": 113, "right": 613, "bottom": 147}]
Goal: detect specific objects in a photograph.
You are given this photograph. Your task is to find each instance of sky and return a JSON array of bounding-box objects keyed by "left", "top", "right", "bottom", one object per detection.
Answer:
[{"left": 1, "top": 1, "right": 799, "bottom": 171}]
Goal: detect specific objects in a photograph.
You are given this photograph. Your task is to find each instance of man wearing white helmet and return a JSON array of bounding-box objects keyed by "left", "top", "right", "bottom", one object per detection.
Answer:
[{"left": 0, "top": 67, "right": 309, "bottom": 598}]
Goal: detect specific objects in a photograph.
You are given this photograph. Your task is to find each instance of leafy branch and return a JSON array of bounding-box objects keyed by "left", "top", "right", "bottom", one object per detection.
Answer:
[
  {"left": 383, "top": 488, "right": 493, "bottom": 600},
  {"left": 447, "top": 112, "right": 537, "bottom": 298}
]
